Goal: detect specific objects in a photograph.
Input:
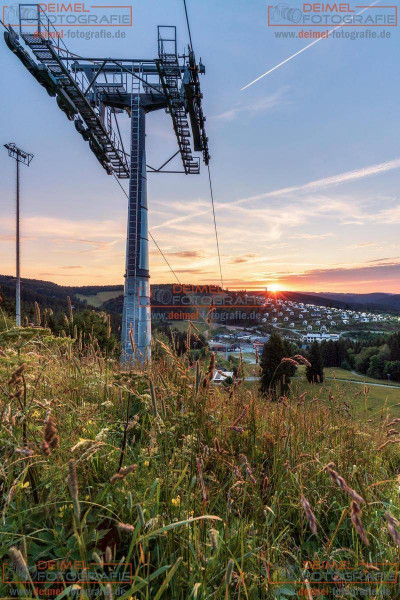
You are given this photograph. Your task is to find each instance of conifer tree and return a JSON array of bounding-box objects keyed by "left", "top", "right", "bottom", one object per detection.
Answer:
[
  {"left": 306, "top": 341, "right": 324, "bottom": 384},
  {"left": 260, "top": 332, "right": 294, "bottom": 398}
]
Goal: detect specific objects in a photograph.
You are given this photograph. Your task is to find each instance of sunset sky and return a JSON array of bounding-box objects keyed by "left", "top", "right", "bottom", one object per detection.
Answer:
[{"left": 1, "top": 0, "right": 400, "bottom": 292}]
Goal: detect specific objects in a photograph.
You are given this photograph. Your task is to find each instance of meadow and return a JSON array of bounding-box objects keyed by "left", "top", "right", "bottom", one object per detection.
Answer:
[{"left": 1, "top": 325, "right": 400, "bottom": 599}]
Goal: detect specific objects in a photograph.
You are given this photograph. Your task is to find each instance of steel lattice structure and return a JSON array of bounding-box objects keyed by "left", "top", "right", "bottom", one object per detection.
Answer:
[{"left": 4, "top": 3, "right": 210, "bottom": 363}]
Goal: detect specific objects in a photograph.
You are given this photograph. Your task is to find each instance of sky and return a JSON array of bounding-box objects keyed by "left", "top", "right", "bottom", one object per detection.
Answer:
[{"left": 1, "top": 0, "right": 400, "bottom": 293}]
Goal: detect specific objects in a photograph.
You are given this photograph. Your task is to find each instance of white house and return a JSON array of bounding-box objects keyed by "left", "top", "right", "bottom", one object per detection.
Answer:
[
  {"left": 302, "top": 333, "right": 340, "bottom": 344},
  {"left": 212, "top": 370, "right": 233, "bottom": 385}
]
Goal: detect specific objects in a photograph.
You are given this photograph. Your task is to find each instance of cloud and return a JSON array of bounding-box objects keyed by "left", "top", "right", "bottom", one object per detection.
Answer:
[
  {"left": 173, "top": 268, "right": 215, "bottom": 275},
  {"left": 229, "top": 253, "right": 259, "bottom": 264},
  {"left": 168, "top": 250, "right": 205, "bottom": 259},
  {"left": 153, "top": 157, "right": 400, "bottom": 235},
  {"left": 278, "top": 261, "right": 400, "bottom": 288},
  {"left": 366, "top": 257, "right": 400, "bottom": 264},
  {"left": 237, "top": 158, "right": 400, "bottom": 205},
  {"left": 211, "top": 89, "right": 288, "bottom": 122},
  {"left": 59, "top": 266, "right": 83, "bottom": 270},
  {"left": 291, "top": 233, "right": 334, "bottom": 240},
  {"left": 38, "top": 272, "right": 87, "bottom": 277}
]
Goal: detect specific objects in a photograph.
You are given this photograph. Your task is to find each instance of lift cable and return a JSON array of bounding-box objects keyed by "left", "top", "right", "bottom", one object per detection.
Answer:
[
  {"left": 112, "top": 173, "right": 182, "bottom": 285},
  {"left": 182, "top": 0, "right": 224, "bottom": 290},
  {"left": 207, "top": 164, "right": 224, "bottom": 289},
  {"left": 183, "top": 0, "right": 194, "bottom": 50}
]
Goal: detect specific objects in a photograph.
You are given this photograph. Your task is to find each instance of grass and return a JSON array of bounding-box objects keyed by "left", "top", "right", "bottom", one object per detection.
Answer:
[
  {"left": 1, "top": 326, "right": 400, "bottom": 599},
  {"left": 292, "top": 377, "right": 400, "bottom": 420},
  {"left": 75, "top": 290, "right": 122, "bottom": 307},
  {"left": 325, "top": 367, "right": 400, "bottom": 387}
]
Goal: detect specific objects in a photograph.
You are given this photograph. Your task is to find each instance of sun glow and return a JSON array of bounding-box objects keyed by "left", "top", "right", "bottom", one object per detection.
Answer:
[{"left": 268, "top": 283, "right": 281, "bottom": 293}]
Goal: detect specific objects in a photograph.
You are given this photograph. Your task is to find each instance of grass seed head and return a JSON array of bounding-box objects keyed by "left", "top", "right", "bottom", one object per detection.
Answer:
[
  {"left": 350, "top": 501, "right": 369, "bottom": 545},
  {"left": 300, "top": 495, "right": 317, "bottom": 535},
  {"left": 385, "top": 512, "right": 400, "bottom": 546},
  {"left": 9, "top": 546, "right": 30, "bottom": 580},
  {"left": 117, "top": 521, "right": 135, "bottom": 534}
]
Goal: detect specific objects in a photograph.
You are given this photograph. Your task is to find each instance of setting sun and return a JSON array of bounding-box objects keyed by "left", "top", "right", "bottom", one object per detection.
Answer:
[{"left": 268, "top": 283, "right": 281, "bottom": 293}]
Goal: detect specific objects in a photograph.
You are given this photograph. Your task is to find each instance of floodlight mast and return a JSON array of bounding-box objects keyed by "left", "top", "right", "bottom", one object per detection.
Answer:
[
  {"left": 4, "top": 143, "right": 34, "bottom": 328},
  {"left": 4, "top": 5, "right": 210, "bottom": 364}
]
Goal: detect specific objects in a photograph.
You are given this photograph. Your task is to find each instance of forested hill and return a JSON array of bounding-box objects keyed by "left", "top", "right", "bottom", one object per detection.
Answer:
[{"left": 1, "top": 274, "right": 398, "bottom": 318}]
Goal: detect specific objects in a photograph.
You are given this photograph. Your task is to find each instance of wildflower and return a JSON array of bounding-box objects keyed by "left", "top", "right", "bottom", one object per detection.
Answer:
[
  {"left": 171, "top": 496, "right": 181, "bottom": 507},
  {"left": 143, "top": 460, "right": 150, "bottom": 467}
]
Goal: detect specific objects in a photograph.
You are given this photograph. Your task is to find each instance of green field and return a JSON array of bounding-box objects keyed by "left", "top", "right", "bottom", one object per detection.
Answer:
[
  {"left": 244, "top": 365, "right": 400, "bottom": 418},
  {"left": 325, "top": 367, "right": 400, "bottom": 387},
  {"left": 75, "top": 290, "right": 122, "bottom": 307},
  {"left": 291, "top": 376, "right": 400, "bottom": 419}
]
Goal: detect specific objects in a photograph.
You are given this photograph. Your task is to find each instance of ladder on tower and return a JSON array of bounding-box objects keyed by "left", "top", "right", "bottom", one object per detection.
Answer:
[
  {"left": 124, "top": 77, "right": 141, "bottom": 348},
  {"left": 157, "top": 26, "right": 200, "bottom": 175},
  {"left": 17, "top": 6, "right": 129, "bottom": 178}
]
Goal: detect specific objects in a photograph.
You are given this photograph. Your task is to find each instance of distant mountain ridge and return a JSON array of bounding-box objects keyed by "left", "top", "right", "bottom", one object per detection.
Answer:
[{"left": 307, "top": 292, "right": 400, "bottom": 312}]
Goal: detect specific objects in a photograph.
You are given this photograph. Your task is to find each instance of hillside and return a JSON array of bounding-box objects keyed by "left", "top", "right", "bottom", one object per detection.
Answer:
[
  {"left": 2, "top": 275, "right": 395, "bottom": 316},
  {"left": 1, "top": 325, "right": 400, "bottom": 598},
  {"left": 309, "top": 291, "right": 400, "bottom": 312}
]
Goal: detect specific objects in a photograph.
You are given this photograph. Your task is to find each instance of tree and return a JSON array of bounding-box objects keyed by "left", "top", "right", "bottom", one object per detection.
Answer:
[
  {"left": 384, "top": 361, "right": 400, "bottom": 382},
  {"left": 54, "top": 309, "right": 118, "bottom": 353},
  {"left": 354, "top": 347, "right": 380, "bottom": 374},
  {"left": 306, "top": 341, "right": 324, "bottom": 383},
  {"left": 259, "top": 333, "right": 294, "bottom": 399},
  {"left": 388, "top": 332, "right": 400, "bottom": 362},
  {"left": 367, "top": 353, "right": 386, "bottom": 380}
]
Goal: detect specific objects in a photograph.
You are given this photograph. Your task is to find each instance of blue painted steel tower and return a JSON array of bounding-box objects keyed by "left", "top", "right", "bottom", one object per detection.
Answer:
[{"left": 121, "top": 102, "right": 151, "bottom": 362}]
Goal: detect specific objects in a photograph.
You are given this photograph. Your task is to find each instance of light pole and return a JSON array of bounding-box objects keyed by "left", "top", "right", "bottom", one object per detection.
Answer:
[{"left": 4, "top": 143, "right": 34, "bottom": 327}]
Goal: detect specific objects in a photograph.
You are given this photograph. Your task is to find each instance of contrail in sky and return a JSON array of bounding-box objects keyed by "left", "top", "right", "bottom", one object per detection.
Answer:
[
  {"left": 152, "top": 156, "right": 400, "bottom": 230},
  {"left": 241, "top": 0, "right": 381, "bottom": 90}
]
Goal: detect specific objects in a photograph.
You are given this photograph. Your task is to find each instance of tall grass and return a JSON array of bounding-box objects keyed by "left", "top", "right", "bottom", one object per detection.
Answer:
[{"left": 0, "top": 324, "right": 400, "bottom": 598}]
